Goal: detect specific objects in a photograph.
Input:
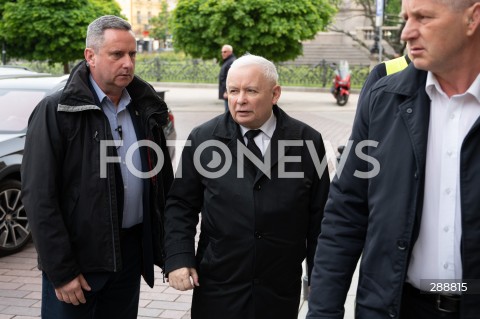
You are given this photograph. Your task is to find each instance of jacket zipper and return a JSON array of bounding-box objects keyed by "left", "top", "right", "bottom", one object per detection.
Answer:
[{"left": 103, "top": 115, "right": 118, "bottom": 272}]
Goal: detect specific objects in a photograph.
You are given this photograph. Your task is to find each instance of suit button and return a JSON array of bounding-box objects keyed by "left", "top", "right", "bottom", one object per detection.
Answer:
[
  {"left": 397, "top": 240, "right": 407, "bottom": 250},
  {"left": 254, "top": 231, "right": 262, "bottom": 239},
  {"left": 255, "top": 184, "right": 261, "bottom": 190}
]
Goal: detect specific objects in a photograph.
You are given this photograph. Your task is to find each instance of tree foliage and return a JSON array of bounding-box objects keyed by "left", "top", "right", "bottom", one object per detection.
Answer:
[
  {"left": 170, "top": 0, "right": 337, "bottom": 63},
  {"left": 353, "top": 0, "right": 404, "bottom": 55},
  {"left": 150, "top": 0, "right": 170, "bottom": 47},
  {"left": 0, "top": 0, "right": 123, "bottom": 73}
]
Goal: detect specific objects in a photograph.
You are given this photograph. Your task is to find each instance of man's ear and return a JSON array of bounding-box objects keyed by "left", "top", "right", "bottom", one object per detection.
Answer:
[
  {"left": 272, "top": 85, "right": 281, "bottom": 105},
  {"left": 466, "top": 3, "right": 480, "bottom": 35},
  {"left": 84, "top": 48, "right": 95, "bottom": 67}
]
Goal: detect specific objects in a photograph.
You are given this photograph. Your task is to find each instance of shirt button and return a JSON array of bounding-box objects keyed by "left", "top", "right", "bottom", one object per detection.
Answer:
[
  {"left": 443, "top": 226, "right": 449, "bottom": 232},
  {"left": 255, "top": 184, "right": 261, "bottom": 190},
  {"left": 443, "top": 263, "right": 449, "bottom": 269},
  {"left": 445, "top": 188, "right": 451, "bottom": 195},
  {"left": 406, "top": 108, "right": 413, "bottom": 114}
]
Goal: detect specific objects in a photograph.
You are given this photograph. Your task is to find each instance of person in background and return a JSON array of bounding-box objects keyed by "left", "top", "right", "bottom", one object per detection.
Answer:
[
  {"left": 165, "top": 54, "right": 330, "bottom": 319},
  {"left": 308, "top": 0, "right": 480, "bottom": 318},
  {"left": 218, "top": 44, "right": 236, "bottom": 112},
  {"left": 21, "top": 15, "right": 173, "bottom": 319}
]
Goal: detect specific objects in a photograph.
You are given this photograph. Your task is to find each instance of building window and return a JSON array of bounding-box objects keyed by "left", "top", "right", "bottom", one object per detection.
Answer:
[{"left": 137, "top": 10, "right": 141, "bottom": 24}]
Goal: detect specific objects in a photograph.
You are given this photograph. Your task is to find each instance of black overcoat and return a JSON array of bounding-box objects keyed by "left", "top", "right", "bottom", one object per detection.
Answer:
[
  {"left": 218, "top": 54, "right": 236, "bottom": 100},
  {"left": 165, "top": 105, "right": 330, "bottom": 319}
]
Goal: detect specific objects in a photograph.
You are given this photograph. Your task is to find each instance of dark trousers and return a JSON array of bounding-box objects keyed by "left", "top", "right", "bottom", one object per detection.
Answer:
[
  {"left": 41, "top": 226, "right": 142, "bottom": 319},
  {"left": 401, "top": 283, "right": 460, "bottom": 319}
]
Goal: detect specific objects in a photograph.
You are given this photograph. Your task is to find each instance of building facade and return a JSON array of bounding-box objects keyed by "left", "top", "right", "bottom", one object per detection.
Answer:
[{"left": 116, "top": 0, "right": 177, "bottom": 50}]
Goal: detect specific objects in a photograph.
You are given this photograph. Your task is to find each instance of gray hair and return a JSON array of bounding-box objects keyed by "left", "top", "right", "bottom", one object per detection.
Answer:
[
  {"left": 228, "top": 54, "right": 279, "bottom": 85},
  {"left": 86, "top": 15, "right": 133, "bottom": 51},
  {"left": 222, "top": 44, "right": 233, "bottom": 52}
]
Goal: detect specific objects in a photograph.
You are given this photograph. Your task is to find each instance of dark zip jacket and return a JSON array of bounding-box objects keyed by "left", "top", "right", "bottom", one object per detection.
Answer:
[
  {"left": 21, "top": 61, "right": 173, "bottom": 288},
  {"left": 308, "top": 63, "right": 480, "bottom": 319}
]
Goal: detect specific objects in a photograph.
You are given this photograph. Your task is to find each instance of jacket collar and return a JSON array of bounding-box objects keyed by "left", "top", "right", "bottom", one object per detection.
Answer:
[{"left": 382, "top": 63, "right": 428, "bottom": 97}]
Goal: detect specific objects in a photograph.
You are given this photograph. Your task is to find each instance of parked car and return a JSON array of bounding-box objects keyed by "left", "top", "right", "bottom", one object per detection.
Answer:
[
  {"left": 0, "top": 65, "right": 49, "bottom": 79},
  {"left": 0, "top": 75, "right": 176, "bottom": 255}
]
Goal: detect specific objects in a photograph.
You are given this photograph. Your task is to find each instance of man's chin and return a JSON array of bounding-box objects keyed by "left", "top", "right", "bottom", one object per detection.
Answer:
[
  {"left": 411, "top": 58, "right": 430, "bottom": 72},
  {"left": 117, "top": 76, "right": 133, "bottom": 86}
]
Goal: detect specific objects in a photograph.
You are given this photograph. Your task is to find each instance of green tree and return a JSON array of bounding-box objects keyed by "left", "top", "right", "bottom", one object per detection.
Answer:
[
  {"left": 170, "top": 0, "right": 337, "bottom": 62},
  {"left": 352, "top": 0, "right": 404, "bottom": 55},
  {"left": 150, "top": 0, "right": 170, "bottom": 49},
  {"left": 0, "top": 0, "right": 122, "bottom": 73}
]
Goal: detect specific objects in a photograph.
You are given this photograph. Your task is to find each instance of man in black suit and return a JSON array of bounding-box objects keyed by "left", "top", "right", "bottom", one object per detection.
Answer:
[{"left": 165, "top": 54, "right": 330, "bottom": 319}]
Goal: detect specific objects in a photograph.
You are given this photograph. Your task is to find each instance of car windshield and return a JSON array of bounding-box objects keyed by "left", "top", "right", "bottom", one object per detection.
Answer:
[{"left": 0, "top": 89, "right": 47, "bottom": 133}]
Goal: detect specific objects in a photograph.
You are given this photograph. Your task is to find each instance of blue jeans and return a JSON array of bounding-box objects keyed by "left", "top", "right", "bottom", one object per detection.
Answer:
[{"left": 41, "top": 228, "right": 142, "bottom": 319}]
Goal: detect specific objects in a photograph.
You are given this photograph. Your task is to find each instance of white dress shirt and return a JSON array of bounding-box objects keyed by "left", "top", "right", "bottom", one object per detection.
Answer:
[
  {"left": 240, "top": 111, "right": 277, "bottom": 155},
  {"left": 407, "top": 72, "right": 480, "bottom": 290}
]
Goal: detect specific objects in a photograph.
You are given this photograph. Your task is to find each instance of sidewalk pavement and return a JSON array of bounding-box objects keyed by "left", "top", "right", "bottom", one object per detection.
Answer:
[{"left": 0, "top": 85, "right": 359, "bottom": 319}]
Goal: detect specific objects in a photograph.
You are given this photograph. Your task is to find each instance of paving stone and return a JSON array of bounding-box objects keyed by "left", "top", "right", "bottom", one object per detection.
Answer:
[
  {"left": 158, "top": 309, "right": 188, "bottom": 319},
  {"left": 1, "top": 306, "right": 40, "bottom": 317},
  {"left": 148, "top": 300, "right": 190, "bottom": 311},
  {"left": 137, "top": 307, "right": 163, "bottom": 317},
  {"left": 0, "top": 297, "right": 37, "bottom": 307}
]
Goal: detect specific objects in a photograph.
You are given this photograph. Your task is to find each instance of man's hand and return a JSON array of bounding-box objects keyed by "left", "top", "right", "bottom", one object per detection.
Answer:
[
  {"left": 167, "top": 267, "right": 199, "bottom": 291},
  {"left": 54, "top": 274, "right": 91, "bottom": 305}
]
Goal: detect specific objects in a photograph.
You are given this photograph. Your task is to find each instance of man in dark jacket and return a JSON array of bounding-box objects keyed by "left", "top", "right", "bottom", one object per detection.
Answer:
[
  {"left": 21, "top": 15, "right": 173, "bottom": 319},
  {"left": 165, "top": 54, "right": 330, "bottom": 319},
  {"left": 218, "top": 44, "right": 236, "bottom": 112},
  {"left": 308, "top": 0, "right": 480, "bottom": 318}
]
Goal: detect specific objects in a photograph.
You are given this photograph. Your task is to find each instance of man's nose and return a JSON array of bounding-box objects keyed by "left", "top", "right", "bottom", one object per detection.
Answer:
[
  {"left": 122, "top": 55, "right": 135, "bottom": 68},
  {"left": 237, "top": 91, "right": 247, "bottom": 104},
  {"left": 401, "top": 19, "right": 417, "bottom": 42}
]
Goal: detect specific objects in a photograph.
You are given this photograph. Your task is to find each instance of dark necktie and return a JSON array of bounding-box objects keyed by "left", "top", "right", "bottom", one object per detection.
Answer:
[{"left": 245, "top": 129, "right": 263, "bottom": 160}]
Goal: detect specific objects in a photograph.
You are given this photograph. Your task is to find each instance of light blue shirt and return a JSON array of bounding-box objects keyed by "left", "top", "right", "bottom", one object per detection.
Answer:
[{"left": 90, "top": 76, "right": 143, "bottom": 228}]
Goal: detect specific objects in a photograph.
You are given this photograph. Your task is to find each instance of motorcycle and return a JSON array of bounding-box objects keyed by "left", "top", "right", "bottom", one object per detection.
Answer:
[{"left": 331, "top": 60, "right": 351, "bottom": 106}]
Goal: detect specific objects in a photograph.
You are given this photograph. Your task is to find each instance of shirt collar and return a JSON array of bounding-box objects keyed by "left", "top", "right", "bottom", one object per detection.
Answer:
[
  {"left": 425, "top": 71, "right": 445, "bottom": 99},
  {"left": 426, "top": 71, "right": 480, "bottom": 103},
  {"left": 89, "top": 75, "right": 132, "bottom": 112},
  {"left": 239, "top": 110, "right": 277, "bottom": 138}
]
